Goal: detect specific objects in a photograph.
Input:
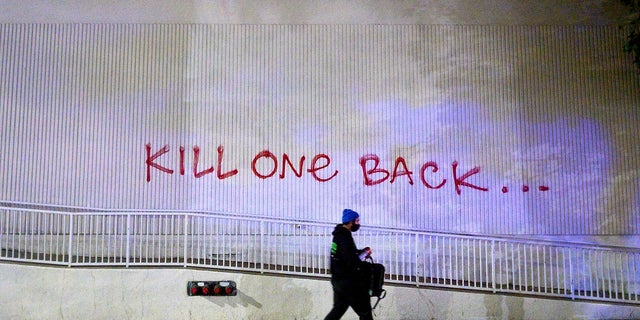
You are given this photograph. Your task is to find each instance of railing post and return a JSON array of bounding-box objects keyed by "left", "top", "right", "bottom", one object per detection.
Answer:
[
  {"left": 491, "top": 240, "right": 496, "bottom": 293},
  {"left": 260, "top": 220, "right": 264, "bottom": 273},
  {"left": 415, "top": 234, "right": 419, "bottom": 287},
  {"left": 569, "top": 248, "right": 574, "bottom": 300},
  {"left": 68, "top": 213, "right": 74, "bottom": 267},
  {"left": 183, "top": 213, "right": 188, "bottom": 268},
  {"left": 126, "top": 213, "right": 130, "bottom": 268}
]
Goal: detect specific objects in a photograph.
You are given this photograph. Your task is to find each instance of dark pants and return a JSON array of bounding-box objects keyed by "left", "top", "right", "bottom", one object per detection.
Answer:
[{"left": 324, "top": 277, "right": 373, "bottom": 320}]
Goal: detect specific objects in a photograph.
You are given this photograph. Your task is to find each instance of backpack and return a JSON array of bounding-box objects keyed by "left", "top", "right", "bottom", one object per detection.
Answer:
[{"left": 364, "top": 257, "right": 387, "bottom": 309}]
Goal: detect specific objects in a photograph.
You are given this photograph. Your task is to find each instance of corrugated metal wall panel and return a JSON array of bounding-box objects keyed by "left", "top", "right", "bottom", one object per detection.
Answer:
[{"left": 1, "top": 24, "right": 638, "bottom": 235}]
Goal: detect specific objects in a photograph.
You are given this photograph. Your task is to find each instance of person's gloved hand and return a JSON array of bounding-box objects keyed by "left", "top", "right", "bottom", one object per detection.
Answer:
[{"left": 359, "top": 247, "right": 372, "bottom": 260}]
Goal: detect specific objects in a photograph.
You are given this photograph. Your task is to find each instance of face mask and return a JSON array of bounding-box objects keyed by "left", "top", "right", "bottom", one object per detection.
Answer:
[{"left": 351, "top": 223, "right": 360, "bottom": 232}]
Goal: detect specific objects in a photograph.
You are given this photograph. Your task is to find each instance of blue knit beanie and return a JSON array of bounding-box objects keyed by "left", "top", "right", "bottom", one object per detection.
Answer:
[{"left": 342, "top": 209, "right": 359, "bottom": 223}]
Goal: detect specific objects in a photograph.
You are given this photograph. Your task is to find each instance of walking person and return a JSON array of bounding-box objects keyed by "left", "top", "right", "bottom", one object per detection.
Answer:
[{"left": 324, "top": 209, "right": 373, "bottom": 320}]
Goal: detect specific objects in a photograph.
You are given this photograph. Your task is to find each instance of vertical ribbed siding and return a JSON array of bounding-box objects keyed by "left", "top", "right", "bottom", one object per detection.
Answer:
[{"left": 1, "top": 24, "right": 638, "bottom": 235}]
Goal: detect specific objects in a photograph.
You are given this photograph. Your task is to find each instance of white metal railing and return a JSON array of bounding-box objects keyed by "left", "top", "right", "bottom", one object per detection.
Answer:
[{"left": 1, "top": 201, "right": 639, "bottom": 305}]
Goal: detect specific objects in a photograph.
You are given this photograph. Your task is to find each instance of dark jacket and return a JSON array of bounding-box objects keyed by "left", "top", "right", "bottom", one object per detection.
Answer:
[{"left": 329, "top": 224, "right": 368, "bottom": 279}]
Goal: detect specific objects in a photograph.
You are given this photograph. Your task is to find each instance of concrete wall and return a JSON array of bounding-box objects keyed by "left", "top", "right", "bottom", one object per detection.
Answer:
[
  {"left": 0, "top": 0, "right": 628, "bottom": 24},
  {"left": 1, "top": 2, "right": 639, "bottom": 235},
  {"left": 1, "top": 263, "right": 639, "bottom": 320}
]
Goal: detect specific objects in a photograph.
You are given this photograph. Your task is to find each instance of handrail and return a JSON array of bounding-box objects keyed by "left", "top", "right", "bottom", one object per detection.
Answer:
[
  {"left": 1, "top": 200, "right": 637, "bottom": 253},
  {"left": 1, "top": 201, "right": 639, "bottom": 305}
]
